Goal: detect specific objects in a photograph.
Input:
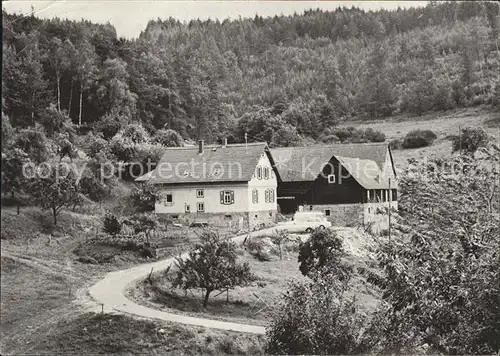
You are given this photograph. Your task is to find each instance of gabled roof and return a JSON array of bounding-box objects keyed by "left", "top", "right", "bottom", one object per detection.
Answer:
[
  {"left": 149, "top": 142, "right": 268, "bottom": 184},
  {"left": 270, "top": 143, "right": 396, "bottom": 189},
  {"left": 335, "top": 156, "right": 396, "bottom": 189}
]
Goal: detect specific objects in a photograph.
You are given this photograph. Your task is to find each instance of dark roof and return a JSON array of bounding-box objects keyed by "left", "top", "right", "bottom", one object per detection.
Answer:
[
  {"left": 149, "top": 142, "right": 268, "bottom": 184},
  {"left": 270, "top": 143, "right": 395, "bottom": 189}
]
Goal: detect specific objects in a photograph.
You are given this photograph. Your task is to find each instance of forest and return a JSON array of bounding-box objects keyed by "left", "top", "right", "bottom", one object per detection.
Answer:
[{"left": 2, "top": 1, "right": 500, "bottom": 146}]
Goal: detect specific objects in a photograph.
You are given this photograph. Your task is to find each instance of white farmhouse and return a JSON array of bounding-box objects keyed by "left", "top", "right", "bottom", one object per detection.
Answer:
[{"left": 147, "top": 140, "right": 277, "bottom": 229}]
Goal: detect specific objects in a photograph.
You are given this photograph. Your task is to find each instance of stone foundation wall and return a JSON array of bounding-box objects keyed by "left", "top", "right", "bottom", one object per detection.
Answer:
[
  {"left": 248, "top": 210, "right": 278, "bottom": 230},
  {"left": 308, "top": 204, "right": 364, "bottom": 227},
  {"left": 303, "top": 202, "right": 399, "bottom": 235},
  {"left": 157, "top": 210, "right": 277, "bottom": 230}
]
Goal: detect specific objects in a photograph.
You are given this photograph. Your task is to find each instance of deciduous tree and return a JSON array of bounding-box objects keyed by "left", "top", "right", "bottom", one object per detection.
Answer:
[
  {"left": 172, "top": 230, "right": 256, "bottom": 307},
  {"left": 28, "top": 163, "right": 81, "bottom": 225}
]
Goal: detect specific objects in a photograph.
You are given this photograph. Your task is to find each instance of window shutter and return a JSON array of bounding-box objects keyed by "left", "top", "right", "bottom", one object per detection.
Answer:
[
  {"left": 220, "top": 191, "right": 224, "bottom": 204},
  {"left": 230, "top": 191, "right": 234, "bottom": 204},
  {"left": 265, "top": 189, "right": 269, "bottom": 203}
]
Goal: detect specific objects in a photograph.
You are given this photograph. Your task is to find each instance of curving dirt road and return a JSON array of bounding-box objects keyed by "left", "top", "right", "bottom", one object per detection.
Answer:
[{"left": 87, "top": 228, "right": 282, "bottom": 335}]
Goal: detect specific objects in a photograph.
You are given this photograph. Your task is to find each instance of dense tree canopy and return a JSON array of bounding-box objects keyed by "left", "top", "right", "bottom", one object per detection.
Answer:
[{"left": 2, "top": 2, "right": 499, "bottom": 144}]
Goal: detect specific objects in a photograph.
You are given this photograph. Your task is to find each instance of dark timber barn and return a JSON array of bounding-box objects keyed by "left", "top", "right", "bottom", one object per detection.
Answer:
[{"left": 270, "top": 143, "right": 398, "bottom": 232}]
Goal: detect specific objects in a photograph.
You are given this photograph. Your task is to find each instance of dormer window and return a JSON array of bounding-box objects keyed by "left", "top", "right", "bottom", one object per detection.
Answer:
[{"left": 328, "top": 174, "right": 336, "bottom": 183}]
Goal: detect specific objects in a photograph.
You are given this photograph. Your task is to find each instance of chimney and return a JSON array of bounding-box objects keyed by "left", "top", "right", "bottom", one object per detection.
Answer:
[
  {"left": 223, "top": 138, "right": 228, "bottom": 147},
  {"left": 198, "top": 140, "right": 204, "bottom": 154}
]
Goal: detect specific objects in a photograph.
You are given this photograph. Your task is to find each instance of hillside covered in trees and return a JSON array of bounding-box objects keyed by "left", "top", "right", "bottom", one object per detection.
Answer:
[{"left": 2, "top": 1, "right": 500, "bottom": 146}]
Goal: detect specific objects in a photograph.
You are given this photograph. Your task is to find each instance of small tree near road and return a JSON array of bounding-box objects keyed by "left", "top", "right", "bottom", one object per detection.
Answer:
[
  {"left": 172, "top": 230, "right": 256, "bottom": 307},
  {"left": 129, "top": 213, "right": 159, "bottom": 243},
  {"left": 28, "top": 163, "right": 81, "bottom": 225},
  {"left": 271, "top": 229, "right": 290, "bottom": 260}
]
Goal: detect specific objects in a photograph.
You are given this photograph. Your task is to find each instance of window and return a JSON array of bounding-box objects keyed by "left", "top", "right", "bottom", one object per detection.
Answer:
[
  {"left": 328, "top": 174, "right": 336, "bottom": 183},
  {"left": 264, "top": 167, "right": 270, "bottom": 179},
  {"left": 265, "top": 189, "right": 269, "bottom": 203},
  {"left": 220, "top": 190, "right": 234, "bottom": 205},
  {"left": 257, "top": 166, "right": 262, "bottom": 180},
  {"left": 197, "top": 202, "right": 205, "bottom": 212},
  {"left": 252, "top": 189, "right": 259, "bottom": 204},
  {"left": 165, "top": 193, "right": 173, "bottom": 206},
  {"left": 265, "top": 188, "right": 275, "bottom": 203},
  {"left": 309, "top": 205, "right": 313, "bottom": 211},
  {"left": 269, "top": 188, "right": 275, "bottom": 203},
  {"left": 196, "top": 189, "right": 204, "bottom": 198},
  {"left": 185, "top": 205, "right": 191, "bottom": 213},
  {"left": 325, "top": 209, "right": 331, "bottom": 216},
  {"left": 224, "top": 214, "right": 232, "bottom": 220}
]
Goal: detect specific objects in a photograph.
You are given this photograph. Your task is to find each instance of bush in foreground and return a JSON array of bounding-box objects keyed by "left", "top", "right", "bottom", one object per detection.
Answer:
[{"left": 266, "top": 272, "right": 369, "bottom": 355}]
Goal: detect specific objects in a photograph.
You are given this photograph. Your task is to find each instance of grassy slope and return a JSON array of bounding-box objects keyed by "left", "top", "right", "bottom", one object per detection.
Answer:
[
  {"left": 0, "top": 206, "right": 265, "bottom": 354},
  {"left": 343, "top": 106, "right": 500, "bottom": 171},
  {"left": 25, "top": 313, "right": 266, "bottom": 355}
]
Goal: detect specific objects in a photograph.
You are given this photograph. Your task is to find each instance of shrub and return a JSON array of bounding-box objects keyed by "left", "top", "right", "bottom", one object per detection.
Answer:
[
  {"left": 266, "top": 274, "right": 369, "bottom": 355},
  {"left": 402, "top": 129, "right": 437, "bottom": 149},
  {"left": 120, "top": 123, "right": 150, "bottom": 144},
  {"left": 109, "top": 134, "right": 137, "bottom": 162},
  {"left": 332, "top": 127, "right": 385, "bottom": 144},
  {"left": 94, "top": 113, "right": 128, "bottom": 139},
  {"left": 128, "top": 183, "right": 160, "bottom": 213},
  {"left": 363, "top": 128, "right": 386, "bottom": 143},
  {"left": 320, "top": 134, "right": 340, "bottom": 144},
  {"left": 81, "top": 132, "right": 108, "bottom": 159},
  {"left": 127, "top": 212, "right": 159, "bottom": 243},
  {"left": 452, "top": 127, "right": 489, "bottom": 155},
  {"left": 298, "top": 228, "right": 346, "bottom": 279},
  {"left": 389, "top": 139, "right": 403, "bottom": 150},
  {"left": 78, "top": 174, "right": 109, "bottom": 202},
  {"left": 245, "top": 238, "right": 271, "bottom": 261},
  {"left": 153, "top": 129, "right": 184, "bottom": 147},
  {"left": 103, "top": 213, "right": 122, "bottom": 236},
  {"left": 13, "top": 128, "right": 53, "bottom": 164}
]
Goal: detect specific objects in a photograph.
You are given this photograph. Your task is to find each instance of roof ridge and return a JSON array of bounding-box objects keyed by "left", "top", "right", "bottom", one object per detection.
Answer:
[
  {"left": 161, "top": 142, "right": 267, "bottom": 150},
  {"left": 270, "top": 142, "right": 388, "bottom": 150}
]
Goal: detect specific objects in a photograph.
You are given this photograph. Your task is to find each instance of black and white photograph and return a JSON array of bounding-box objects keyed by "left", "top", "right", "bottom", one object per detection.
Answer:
[{"left": 1, "top": 0, "right": 499, "bottom": 354}]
